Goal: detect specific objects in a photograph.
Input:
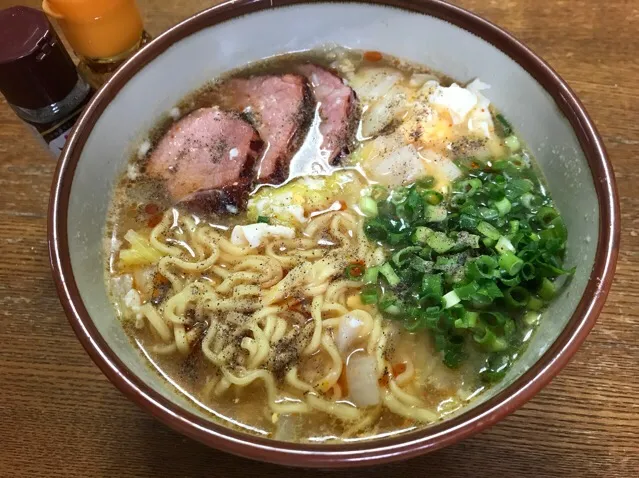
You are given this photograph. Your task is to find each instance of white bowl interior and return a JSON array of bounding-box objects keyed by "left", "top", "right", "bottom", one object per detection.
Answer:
[{"left": 67, "top": 2, "right": 598, "bottom": 432}]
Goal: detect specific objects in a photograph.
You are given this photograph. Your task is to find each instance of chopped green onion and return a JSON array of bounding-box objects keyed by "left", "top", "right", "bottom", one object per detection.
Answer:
[
  {"left": 388, "top": 232, "right": 405, "bottom": 245},
  {"left": 504, "top": 286, "right": 530, "bottom": 308},
  {"left": 477, "top": 221, "right": 501, "bottom": 240},
  {"left": 422, "top": 274, "right": 443, "bottom": 297},
  {"left": 494, "top": 197, "right": 512, "bottom": 217},
  {"left": 360, "top": 158, "right": 571, "bottom": 381},
  {"left": 345, "top": 263, "right": 365, "bottom": 280},
  {"left": 412, "top": 226, "right": 433, "bottom": 244},
  {"left": 495, "top": 113, "right": 513, "bottom": 136},
  {"left": 523, "top": 311, "right": 541, "bottom": 326},
  {"left": 442, "top": 290, "right": 461, "bottom": 309},
  {"left": 362, "top": 266, "right": 379, "bottom": 284},
  {"left": 459, "top": 214, "right": 478, "bottom": 230},
  {"left": 454, "top": 281, "right": 479, "bottom": 300},
  {"left": 364, "top": 220, "right": 387, "bottom": 241},
  {"left": 455, "top": 178, "right": 482, "bottom": 197},
  {"left": 527, "top": 295, "right": 544, "bottom": 311},
  {"left": 454, "top": 231, "right": 480, "bottom": 250},
  {"left": 492, "top": 159, "right": 509, "bottom": 171},
  {"left": 499, "top": 251, "right": 524, "bottom": 275},
  {"left": 500, "top": 275, "right": 520, "bottom": 287},
  {"left": 392, "top": 246, "right": 422, "bottom": 267},
  {"left": 549, "top": 216, "right": 568, "bottom": 242},
  {"left": 468, "top": 178, "right": 483, "bottom": 189},
  {"left": 520, "top": 192, "right": 535, "bottom": 209},
  {"left": 426, "top": 231, "right": 456, "bottom": 254},
  {"left": 379, "top": 262, "right": 401, "bottom": 287},
  {"left": 537, "top": 206, "right": 559, "bottom": 225},
  {"left": 257, "top": 216, "right": 270, "bottom": 224},
  {"left": 409, "top": 256, "right": 433, "bottom": 273},
  {"left": 503, "top": 319, "right": 516, "bottom": 337},
  {"left": 482, "top": 237, "right": 496, "bottom": 248},
  {"left": 508, "top": 220, "right": 520, "bottom": 237},
  {"left": 454, "top": 310, "right": 478, "bottom": 329},
  {"left": 359, "top": 196, "right": 378, "bottom": 217},
  {"left": 424, "top": 205, "right": 447, "bottom": 222},
  {"left": 384, "top": 304, "right": 402, "bottom": 315},
  {"left": 360, "top": 284, "right": 379, "bottom": 304},
  {"left": 507, "top": 154, "right": 524, "bottom": 169},
  {"left": 538, "top": 277, "right": 556, "bottom": 301},
  {"left": 521, "top": 262, "right": 536, "bottom": 281},
  {"left": 466, "top": 255, "right": 498, "bottom": 280},
  {"left": 422, "top": 190, "right": 443, "bottom": 205},
  {"left": 451, "top": 195, "right": 469, "bottom": 208},
  {"left": 506, "top": 178, "right": 534, "bottom": 198},
  {"left": 475, "top": 281, "right": 504, "bottom": 302},
  {"left": 480, "top": 355, "right": 510, "bottom": 382},
  {"left": 416, "top": 177, "right": 435, "bottom": 189},
  {"left": 495, "top": 236, "right": 516, "bottom": 254},
  {"left": 473, "top": 327, "right": 508, "bottom": 352},
  {"left": 418, "top": 247, "right": 433, "bottom": 260},
  {"left": 378, "top": 292, "right": 397, "bottom": 310},
  {"left": 479, "top": 311, "right": 508, "bottom": 327},
  {"left": 504, "top": 135, "right": 521, "bottom": 152},
  {"left": 478, "top": 207, "right": 499, "bottom": 221},
  {"left": 443, "top": 341, "right": 466, "bottom": 368}
]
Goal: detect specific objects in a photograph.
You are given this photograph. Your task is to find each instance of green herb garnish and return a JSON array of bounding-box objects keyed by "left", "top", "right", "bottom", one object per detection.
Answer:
[{"left": 361, "top": 158, "right": 574, "bottom": 379}]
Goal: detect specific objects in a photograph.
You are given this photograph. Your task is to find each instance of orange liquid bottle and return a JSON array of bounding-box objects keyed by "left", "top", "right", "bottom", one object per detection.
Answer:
[{"left": 42, "top": 0, "right": 151, "bottom": 88}]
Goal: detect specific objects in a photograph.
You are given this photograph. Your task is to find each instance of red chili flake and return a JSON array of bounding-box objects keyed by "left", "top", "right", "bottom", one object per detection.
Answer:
[
  {"left": 470, "top": 161, "right": 480, "bottom": 169},
  {"left": 338, "top": 200, "right": 347, "bottom": 211},
  {"left": 147, "top": 214, "right": 163, "bottom": 227},
  {"left": 346, "top": 263, "right": 365, "bottom": 278},
  {"left": 378, "top": 368, "right": 390, "bottom": 387},
  {"left": 364, "top": 50, "right": 383, "bottom": 62},
  {"left": 392, "top": 362, "right": 407, "bottom": 377},
  {"left": 151, "top": 273, "right": 171, "bottom": 305},
  {"left": 144, "top": 203, "right": 159, "bottom": 215}
]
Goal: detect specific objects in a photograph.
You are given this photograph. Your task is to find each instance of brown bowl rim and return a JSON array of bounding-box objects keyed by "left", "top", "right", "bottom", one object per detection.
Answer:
[{"left": 48, "top": 0, "right": 620, "bottom": 468}]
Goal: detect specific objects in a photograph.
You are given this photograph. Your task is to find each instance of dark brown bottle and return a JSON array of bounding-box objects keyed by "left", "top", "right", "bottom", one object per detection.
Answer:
[{"left": 0, "top": 6, "right": 93, "bottom": 158}]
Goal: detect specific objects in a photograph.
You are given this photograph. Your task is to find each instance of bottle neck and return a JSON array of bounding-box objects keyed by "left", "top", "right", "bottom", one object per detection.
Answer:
[{"left": 11, "top": 75, "right": 91, "bottom": 125}]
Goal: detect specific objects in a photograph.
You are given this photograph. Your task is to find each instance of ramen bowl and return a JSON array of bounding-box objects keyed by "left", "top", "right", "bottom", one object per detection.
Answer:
[{"left": 48, "top": 0, "right": 619, "bottom": 467}]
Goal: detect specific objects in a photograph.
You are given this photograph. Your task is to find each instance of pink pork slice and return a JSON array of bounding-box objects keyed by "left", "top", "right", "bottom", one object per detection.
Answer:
[
  {"left": 224, "top": 74, "right": 309, "bottom": 184},
  {"left": 298, "top": 64, "right": 356, "bottom": 164},
  {"left": 145, "top": 107, "right": 263, "bottom": 204}
]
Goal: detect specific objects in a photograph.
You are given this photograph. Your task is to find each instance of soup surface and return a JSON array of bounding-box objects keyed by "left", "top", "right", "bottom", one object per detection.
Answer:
[{"left": 105, "top": 48, "right": 573, "bottom": 442}]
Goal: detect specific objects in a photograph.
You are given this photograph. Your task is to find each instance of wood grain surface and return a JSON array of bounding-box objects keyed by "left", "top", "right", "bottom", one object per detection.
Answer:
[{"left": 0, "top": 0, "right": 637, "bottom": 476}]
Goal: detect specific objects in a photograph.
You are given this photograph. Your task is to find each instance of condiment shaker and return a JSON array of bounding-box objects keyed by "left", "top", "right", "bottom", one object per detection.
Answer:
[{"left": 0, "top": 6, "right": 93, "bottom": 158}]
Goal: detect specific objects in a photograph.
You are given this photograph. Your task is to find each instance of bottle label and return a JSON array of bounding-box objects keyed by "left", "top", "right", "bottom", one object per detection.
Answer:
[
  {"left": 47, "top": 126, "right": 73, "bottom": 156},
  {"left": 40, "top": 110, "right": 81, "bottom": 158}
]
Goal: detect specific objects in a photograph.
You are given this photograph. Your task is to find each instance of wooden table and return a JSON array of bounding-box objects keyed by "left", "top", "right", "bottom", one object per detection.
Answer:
[{"left": 1, "top": 0, "right": 637, "bottom": 476}]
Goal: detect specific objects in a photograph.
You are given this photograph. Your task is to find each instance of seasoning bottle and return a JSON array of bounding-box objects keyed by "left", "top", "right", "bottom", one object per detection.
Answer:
[
  {"left": 42, "top": 0, "right": 151, "bottom": 89},
  {"left": 0, "top": 6, "right": 93, "bottom": 158}
]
